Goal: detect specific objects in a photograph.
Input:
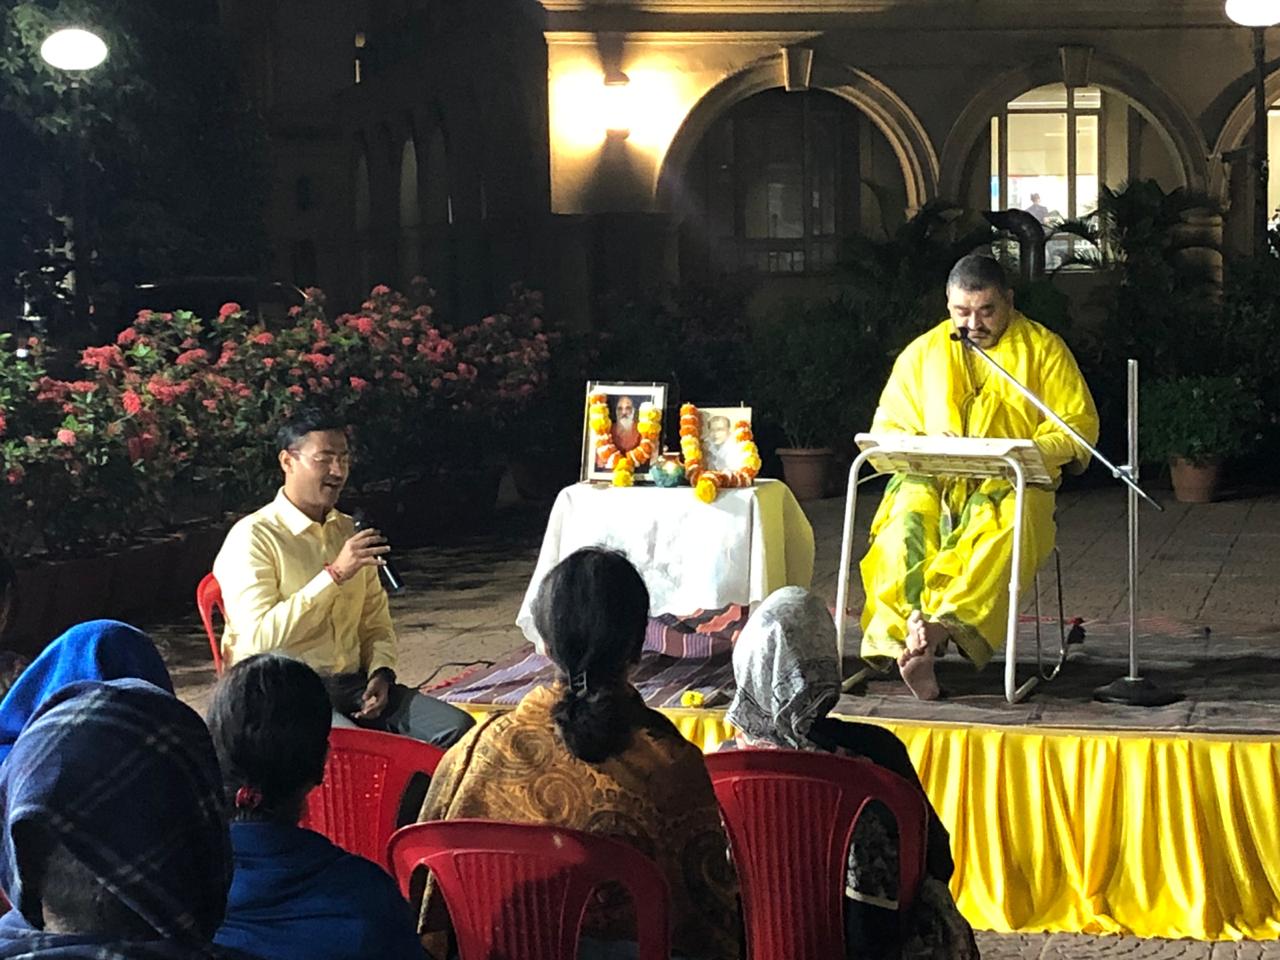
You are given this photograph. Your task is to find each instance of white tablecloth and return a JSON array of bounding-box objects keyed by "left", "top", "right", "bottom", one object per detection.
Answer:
[{"left": 516, "top": 478, "right": 815, "bottom": 650}]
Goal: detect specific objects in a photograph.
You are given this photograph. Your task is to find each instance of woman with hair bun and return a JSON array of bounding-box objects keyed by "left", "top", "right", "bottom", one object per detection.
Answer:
[{"left": 416, "top": 548, "right": 740, "bottom": 960}]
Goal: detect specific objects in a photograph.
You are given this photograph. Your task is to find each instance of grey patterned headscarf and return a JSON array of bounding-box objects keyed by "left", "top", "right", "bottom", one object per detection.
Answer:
[{"left": 726, "top": 587, "right": 841, "bottom": 749}]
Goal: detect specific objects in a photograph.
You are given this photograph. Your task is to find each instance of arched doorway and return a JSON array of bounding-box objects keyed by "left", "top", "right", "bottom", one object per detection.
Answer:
[{"left": 674, "top": 87, "right": 915, "bottom": 278}]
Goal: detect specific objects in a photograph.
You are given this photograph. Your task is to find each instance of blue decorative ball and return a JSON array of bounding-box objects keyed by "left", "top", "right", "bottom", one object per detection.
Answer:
[{"left": 651, "top": 455, "right": 684, "bottom": 487}]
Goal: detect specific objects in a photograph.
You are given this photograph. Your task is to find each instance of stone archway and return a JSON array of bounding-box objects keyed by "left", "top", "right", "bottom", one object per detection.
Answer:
[
  {"left": 939, "top": 52, "right": 1210, "bottom": 204},
  {"left": 656, "top": 51, "right": 940, "bottom": 215},
  {"left": 1211, "top": 70, "right": 1280, "bottom": 201}
]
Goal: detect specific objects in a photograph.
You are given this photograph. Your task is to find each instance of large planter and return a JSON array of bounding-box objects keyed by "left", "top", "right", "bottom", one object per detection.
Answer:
[
  {"left": 1170, "top": 457, "right": 1222, "bottom": 503},
  {"left": 109, "top": 535, "right": 183, "bottom": 621},
  {"left": 776, "top": 447, "right": 834, "bottom": 501}
]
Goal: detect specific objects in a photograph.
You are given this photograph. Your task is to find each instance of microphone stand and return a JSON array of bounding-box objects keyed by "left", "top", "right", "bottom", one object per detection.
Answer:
[{"left": 953, "top": 329, "right": 1180, "bottom": 707}]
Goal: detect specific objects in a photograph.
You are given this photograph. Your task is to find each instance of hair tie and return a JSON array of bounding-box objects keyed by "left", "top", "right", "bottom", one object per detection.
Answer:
[
  {"left": 569, "top": 670, "right": 590, "bottom": 697},
  {"left": 234, "top": 785, "right": 264, "bottom": 811}
]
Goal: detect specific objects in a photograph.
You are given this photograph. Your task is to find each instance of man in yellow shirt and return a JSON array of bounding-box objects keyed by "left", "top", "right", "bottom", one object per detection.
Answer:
[
  {"left": 213, "top": 409, "right": 474, "bottom": 746},
  {"left": 860, "top": 255, "right": 1099, "bottom": 699}
]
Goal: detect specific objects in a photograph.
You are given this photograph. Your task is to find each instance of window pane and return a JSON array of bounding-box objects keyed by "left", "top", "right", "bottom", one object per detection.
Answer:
[
  {"left": 1007, "top": 112, "right": 1067, "bottom": 220},
  {"left": 707, "top": 120, "right": 735, "bottom": 239},
  {"left": 1076, "top": 114, "right": 1099, "bottom": 217},
  {"left": 990, "top": 116, "right": 1000, "bottom": 210},
  {"left": 1009, "top": 83, "right": 1069, "bottom": 111},
  {"left": 1269, "top": 107, "right": 1280, "bottom": 222},
  {"left": 1009, "top": 83, "right": 1101, "bottom": 111},
  {"left": 740, "top": 111, "right": 804, "bottom": 239},
  {"left": 810, "top": 112, "right": 837, "bottom": 236}
]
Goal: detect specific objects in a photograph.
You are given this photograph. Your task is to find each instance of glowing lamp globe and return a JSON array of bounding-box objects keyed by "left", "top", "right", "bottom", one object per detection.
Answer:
[
  {"left": 40, "top": 28, "right": 108, "bottom": 71},
  {"left": 1226, "top": 0, "right": 1280, "bottom": 26}
]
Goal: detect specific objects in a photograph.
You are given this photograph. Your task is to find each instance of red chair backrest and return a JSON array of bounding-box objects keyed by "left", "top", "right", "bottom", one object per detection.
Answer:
[
  {"left": 195, "top": 573, "right": 225, "bottom": 675},
  {"left": 705, "top": 749, "right": 928, "bottom": 960},
  {"left": 301, "top": 726, "right": 445, "bottom": 863},
  {"left": 386, "top": 819, "right": 672, "bottom": 960}
]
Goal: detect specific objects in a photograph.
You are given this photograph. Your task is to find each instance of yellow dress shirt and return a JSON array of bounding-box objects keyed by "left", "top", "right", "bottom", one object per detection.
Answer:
[{"left": 212, "top": 488, "right": 398, "bottom": 677}]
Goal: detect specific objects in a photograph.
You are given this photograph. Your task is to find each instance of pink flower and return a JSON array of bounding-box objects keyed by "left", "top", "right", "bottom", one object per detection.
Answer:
[
  {"left": 67, "top": 380, "right": 97, "bottom": 394},
  {"left": 80, "top": 345, "right": 123, "bottom": 373},
  {"left": 251, "top": 332, "right": 274, "bottom": 346},
  {"left": 6, "top": 467, "right": 22, "bottom": 485},
  {"left": 122, "top": 390, "right": 143, "bottom": 416},
  {"left": 430, "top": 377, "right": 443, "bottom": 389},
  {"left": 218, "top": 302, "right": 242, "bottom": 318},
  {"left": 457, "top": 363, "right": 477, "bottom": 381},
  {"left": 262, "top": 357, "right": 276, "bottom": 369},
  {"left": 56, "top": 428, "right": 76, "bottom": 445},
  {"left": 0, "top": 412, "right": 6, "bottom": 436},
  {"left": 116, "top": 327, "right": 138, "bottom": 346},
  {"left": 288, "top": 384, "right": 304, "bottom": 397},
  {"left": 371, "top": 284, "right": 391, "bottom": 296},
  {"left": 176, "top": 348, "right": 208, "bottom": 366},
  {"left": 300, "top": 352, "right": 333, "bottom": 370},
  {"left": 352, "top": 316, "right": 375, "bottom": 337},
  {"left": 203, "top": 398, "right": 218, "bottom": 411},
  {"left": 401, "top": 336, "right": 413, "bottom": 347}
]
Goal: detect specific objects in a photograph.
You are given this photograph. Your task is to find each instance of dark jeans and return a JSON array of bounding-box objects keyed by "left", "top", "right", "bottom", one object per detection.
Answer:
[{"left": 325, "top": 672, "right": 474, "bottom": 749}]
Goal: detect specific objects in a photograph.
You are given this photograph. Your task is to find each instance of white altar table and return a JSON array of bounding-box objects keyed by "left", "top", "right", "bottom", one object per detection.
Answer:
[{"left": 516, "top": 478, "right": 815, "bottom": 650}]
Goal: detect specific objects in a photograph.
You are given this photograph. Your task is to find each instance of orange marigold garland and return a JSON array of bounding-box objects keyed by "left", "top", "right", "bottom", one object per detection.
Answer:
[
  {"left": 587, "top": 392, "right": 660, "bottom": 486},
  {"left": 679, "top": 403, "right": 761, "bottom": 503}
]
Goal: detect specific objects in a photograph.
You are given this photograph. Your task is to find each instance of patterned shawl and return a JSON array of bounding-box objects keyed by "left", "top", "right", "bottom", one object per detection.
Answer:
[
  {"left": 0, "top": 679, "right": 235, "bottom": 959},
  {"left": 0, "top": 620, "right": 173, "bottom": 765},
  {"left": 726, "top": 587, "right": 841, "bottom": 749}
]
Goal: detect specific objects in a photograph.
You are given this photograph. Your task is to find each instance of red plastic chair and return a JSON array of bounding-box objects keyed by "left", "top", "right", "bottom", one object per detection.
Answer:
[
  {"left": 301, "top": 726, "right": 446, "bottom": 863},
  {"left": 195, "top": 572, "right": 226, "bottom": 675},
  {"left": 705, "top": 749, "right": 928, "bottom": 960},
  {"left": 386, "top": 819, "right": 672, "bottom": 960}
]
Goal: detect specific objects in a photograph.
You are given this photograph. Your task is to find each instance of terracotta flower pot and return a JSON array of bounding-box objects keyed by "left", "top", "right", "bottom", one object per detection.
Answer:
[
  {"left": 776, "top": 447, "right": 834, "bottom": 501},
  {"left": 1169, "top": 457, "right": 1222, "bottom": 504}
]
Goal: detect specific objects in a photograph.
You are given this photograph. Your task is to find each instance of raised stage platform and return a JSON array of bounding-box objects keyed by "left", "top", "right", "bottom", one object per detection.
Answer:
[{"left": 431, "top": 615, "right": 1280, "bottom": 943}]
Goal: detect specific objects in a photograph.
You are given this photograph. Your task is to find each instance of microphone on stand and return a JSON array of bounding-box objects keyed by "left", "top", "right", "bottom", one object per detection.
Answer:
[
  {"left": 350, "top": 510, "right": 406, "bottom": 595},
  {"left": 950, "top": 327, "right": 972, "bottom": 343}
]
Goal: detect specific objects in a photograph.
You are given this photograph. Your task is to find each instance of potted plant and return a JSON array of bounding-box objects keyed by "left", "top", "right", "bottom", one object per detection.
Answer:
[
  {"left": 1140, "top": 375, "right": 1259, "bottom": 503},
  {"left": 750, "top": 298, "right": 877, "bottom": 500}
]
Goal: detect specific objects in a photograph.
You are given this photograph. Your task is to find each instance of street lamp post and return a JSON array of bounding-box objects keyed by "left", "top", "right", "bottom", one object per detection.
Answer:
[
  {"left": 1226, "top": 0, "right": 1280, "bottom": 256},
  {"left": 38, "top": 28, "right": 108, "bottom": 334}
]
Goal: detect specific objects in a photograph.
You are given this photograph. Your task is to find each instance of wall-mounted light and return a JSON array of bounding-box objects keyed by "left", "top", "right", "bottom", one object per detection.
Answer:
[
  {"left": 1225, "top": 0, "right": 1280, "bottom": 25},
  {"left": 603, "top": 69, "right": 632, "bottom": 140},
  {"left": 39, "top": 27, "right": 108, "bottom": 72}
]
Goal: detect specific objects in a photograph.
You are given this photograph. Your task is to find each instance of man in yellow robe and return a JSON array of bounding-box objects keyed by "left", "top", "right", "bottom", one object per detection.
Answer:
[{"left": 860, "top": 254, "right": 1099, "bottom": 699}]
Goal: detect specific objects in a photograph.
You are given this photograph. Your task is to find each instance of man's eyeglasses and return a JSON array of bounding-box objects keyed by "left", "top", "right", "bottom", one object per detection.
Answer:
[{"left": 289, "top": 449, "right": 354, "bottom": 469}]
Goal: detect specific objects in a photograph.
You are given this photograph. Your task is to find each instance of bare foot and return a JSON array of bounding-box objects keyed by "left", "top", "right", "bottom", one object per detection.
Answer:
[
  {"left": 899, "top": 648, "right": 942, "bottom": 700},
  {"left": 905, "top": 611, "right": 950, "bottom": 659}
]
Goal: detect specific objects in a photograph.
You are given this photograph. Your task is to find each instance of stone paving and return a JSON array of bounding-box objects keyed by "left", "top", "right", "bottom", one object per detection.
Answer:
[{"left": 148, "top": 481, "right": 1280, "bottom": 958}]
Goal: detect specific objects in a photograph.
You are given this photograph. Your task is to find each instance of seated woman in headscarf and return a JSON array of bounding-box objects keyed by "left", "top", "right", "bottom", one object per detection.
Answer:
[
  {"left": 722, "top": 586, "right": 978, "bottom": 960},
  {"left": 416, "top": 547, "right": 740, "bottom": 960},
  {"left": 0, "top": 619, "right": 172, "bottom": 765},
  {"left": 0, "top": 678, "right": 249, "bottom": 959},
  {"left": 208, "top": 653, "right": 425, "bottom": 960}
]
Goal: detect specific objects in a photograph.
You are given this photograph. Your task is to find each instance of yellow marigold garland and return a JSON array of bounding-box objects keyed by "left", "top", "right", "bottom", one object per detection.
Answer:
[
  {"left": 679, "top": 402, "right": 761, "bottom": 503},
  {"left": 587, "top": 392, "right": 660, "bottom": 485}
]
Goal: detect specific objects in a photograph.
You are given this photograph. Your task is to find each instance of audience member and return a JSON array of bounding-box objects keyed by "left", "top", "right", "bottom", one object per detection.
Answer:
[
  {"left": 208, "top": 653, "right": 425, "bottom": 960},
  {"left": 416, "top": 548, "right": 740, "bottom": 960},
  {"left": 0, "top": 678, "right": 244, "bottom": 959},
  {"left": 0, "top": 619, "right": 171, "bottom": 765},
  {"left": 213, "top": 406, "right": 472, "bottom": 748},
  {"left": 723, "top": 586, "right": 978, "bottom": 959}
]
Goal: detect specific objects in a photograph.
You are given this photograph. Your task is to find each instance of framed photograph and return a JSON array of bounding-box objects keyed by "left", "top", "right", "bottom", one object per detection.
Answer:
[
  {"left": 695, "top": 406, "right": 752, "bottom": 472},
  {"left": 580, "top": 381, "right": 669, "bottom": 482}
]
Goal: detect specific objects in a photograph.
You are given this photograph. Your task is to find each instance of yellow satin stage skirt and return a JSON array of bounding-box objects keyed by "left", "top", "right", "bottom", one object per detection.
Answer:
[{"left": 461, "top": 703, "right": 1280, "bottom": 941}]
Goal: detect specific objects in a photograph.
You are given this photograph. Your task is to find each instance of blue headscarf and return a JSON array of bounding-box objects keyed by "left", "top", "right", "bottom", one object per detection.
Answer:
[
  {"left": 0, "top": 679, "right": 236, "bottom": 959},
  {"left": 0, "top": 620, "right": 173, "bottom": 766}
]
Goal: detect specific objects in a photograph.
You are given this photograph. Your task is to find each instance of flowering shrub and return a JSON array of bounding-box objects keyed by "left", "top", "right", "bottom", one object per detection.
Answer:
[{"left": 0, "top": 280, "right": 553, "bottom": 559}]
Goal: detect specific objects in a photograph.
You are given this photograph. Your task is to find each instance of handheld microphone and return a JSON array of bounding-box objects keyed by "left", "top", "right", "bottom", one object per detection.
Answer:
[{"left": 350, "top": 510, "right": 406, "bottom": 595}]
